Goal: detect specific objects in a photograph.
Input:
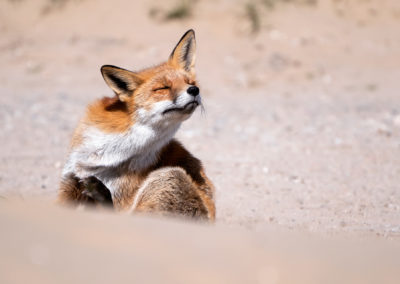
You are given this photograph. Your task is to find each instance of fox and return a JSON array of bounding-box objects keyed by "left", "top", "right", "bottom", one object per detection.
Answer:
[{"left": 58, "top": 30, "right": 215, "bottom": 221}]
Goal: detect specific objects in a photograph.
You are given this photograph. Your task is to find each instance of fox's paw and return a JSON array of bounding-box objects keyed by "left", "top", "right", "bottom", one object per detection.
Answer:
[{"left": 81, "top": 177, "right": 113, "bottom": 206}]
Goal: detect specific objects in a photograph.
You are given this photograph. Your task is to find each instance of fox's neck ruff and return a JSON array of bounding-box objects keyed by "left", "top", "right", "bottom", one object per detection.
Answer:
[{"left": 63, "top": 117, "right": 181, "bottom": 180}]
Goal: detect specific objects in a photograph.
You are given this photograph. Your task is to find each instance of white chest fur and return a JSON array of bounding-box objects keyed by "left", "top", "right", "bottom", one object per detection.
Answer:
[{"left": 63, "top": 120, "right": 180, "bottom": 194}]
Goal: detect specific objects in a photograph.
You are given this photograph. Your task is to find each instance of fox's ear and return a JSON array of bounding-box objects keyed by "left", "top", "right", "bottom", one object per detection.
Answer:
[
  {"left": 169, "top": 29, "right": 196, "bottom": 73},
  {"left": 100, "top": 65, "right": 143, "bottom": 101}
]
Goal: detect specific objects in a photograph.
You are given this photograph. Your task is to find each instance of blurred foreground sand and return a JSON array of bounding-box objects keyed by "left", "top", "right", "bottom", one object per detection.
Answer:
[{"left": 1, "top": 200, "right": 400, "bottom": 284}]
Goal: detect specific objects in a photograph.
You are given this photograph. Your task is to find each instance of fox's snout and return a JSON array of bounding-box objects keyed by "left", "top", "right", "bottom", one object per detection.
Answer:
[{"left": 160, "top": 85, "right": 201, "bottom": 116}]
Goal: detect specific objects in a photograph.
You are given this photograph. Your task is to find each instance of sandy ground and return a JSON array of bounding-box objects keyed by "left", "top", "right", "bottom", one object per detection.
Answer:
[{"left": 1, "top": 0, "right": 400, "bottom": 239}]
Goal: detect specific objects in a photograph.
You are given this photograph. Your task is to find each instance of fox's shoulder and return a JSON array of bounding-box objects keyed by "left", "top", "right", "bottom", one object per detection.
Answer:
[
  {"left": 159, "top": 140, "right": 210, "bottom": 185},
  {"left": 159, "top": 139, "right": 199, "bottom": 165}
]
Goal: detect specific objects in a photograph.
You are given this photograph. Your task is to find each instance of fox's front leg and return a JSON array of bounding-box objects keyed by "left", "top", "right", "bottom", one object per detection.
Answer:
[
  {"left": 81, "top": 176, "right": 113, "bottom": 206},
  {"left": 58, "top": 173, "right": 113, "bottom": 208}
]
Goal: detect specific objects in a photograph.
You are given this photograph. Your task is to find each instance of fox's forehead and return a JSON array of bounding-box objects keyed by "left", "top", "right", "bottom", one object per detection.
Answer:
[{"left": 140, "top": 65, "right": 195, "bottom": 85}]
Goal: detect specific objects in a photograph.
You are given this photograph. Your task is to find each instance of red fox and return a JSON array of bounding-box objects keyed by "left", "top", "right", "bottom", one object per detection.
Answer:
[{"left": 58, "top": 30, "right": 215, "bottom": 221}]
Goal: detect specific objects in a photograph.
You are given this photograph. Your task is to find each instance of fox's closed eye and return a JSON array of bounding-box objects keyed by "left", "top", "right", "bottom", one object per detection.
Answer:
[{"left": 153, "top": 86, "right": 170, "bottom": 92}]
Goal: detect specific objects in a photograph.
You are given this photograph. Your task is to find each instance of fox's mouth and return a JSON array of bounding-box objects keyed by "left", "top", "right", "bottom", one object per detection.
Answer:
[{"left": 162, "top": 101, "right": 199, "bottom": 115}]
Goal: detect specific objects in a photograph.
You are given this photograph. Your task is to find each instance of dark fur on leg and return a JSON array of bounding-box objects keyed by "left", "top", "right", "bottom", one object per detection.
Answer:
[
  {"left": 81, "top": 176, "right": 113, "bottom": 206},
  {"left": 58, "top": 174, "right": 113, "bottom": 208}
]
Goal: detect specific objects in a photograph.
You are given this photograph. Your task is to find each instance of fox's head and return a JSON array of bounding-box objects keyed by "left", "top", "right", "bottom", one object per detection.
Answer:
[{"left": 100, "top": 30, "right": 200, "bottom": 128}]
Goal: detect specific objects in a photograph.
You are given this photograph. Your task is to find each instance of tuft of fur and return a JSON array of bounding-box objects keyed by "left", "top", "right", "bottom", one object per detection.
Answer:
[{"left": 58, "top": 30, "right": 215, "bottom": 221}]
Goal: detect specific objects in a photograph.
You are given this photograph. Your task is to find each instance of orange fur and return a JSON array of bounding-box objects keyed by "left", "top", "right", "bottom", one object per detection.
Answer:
[{"left": 85, "top": 96, "right": 135, "bottom": 133}]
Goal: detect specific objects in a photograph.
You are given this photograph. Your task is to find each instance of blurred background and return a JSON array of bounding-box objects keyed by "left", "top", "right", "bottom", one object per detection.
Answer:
[{"left": 1, "top": 0, "right": 400, "bottom": 238}]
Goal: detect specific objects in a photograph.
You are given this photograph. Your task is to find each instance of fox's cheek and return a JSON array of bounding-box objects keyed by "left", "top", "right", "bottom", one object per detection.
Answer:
[{"left": 138, "top": 99, "right": 170, "bottom": 114}]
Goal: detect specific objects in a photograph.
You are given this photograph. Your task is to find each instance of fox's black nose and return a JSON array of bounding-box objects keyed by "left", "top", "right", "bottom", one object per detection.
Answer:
[{"left": 187, "top": 86, "right": 199, "bottom": 96}]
